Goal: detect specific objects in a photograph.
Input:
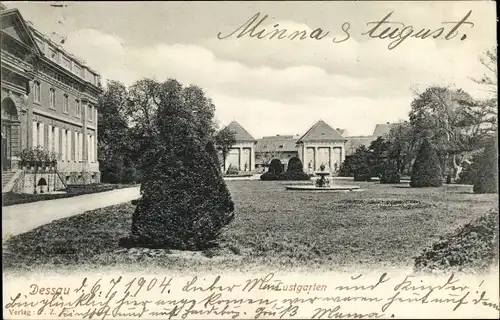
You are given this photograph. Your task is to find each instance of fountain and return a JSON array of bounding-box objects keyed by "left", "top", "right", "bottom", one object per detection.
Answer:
[{"left": 286, "top": 164, "right": 360, "bottom": 191}]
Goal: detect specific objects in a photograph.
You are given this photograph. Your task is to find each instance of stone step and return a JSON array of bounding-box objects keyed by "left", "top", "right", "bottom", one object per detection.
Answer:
[{"left": 2, "top": 171, "right": 16, "bottom": 188}]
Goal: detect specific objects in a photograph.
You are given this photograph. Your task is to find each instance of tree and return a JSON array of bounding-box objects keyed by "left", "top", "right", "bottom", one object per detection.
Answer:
[
  {"left": 123, "top": 78, "right": 234, "bottom": 249},
  {"left": 410, "top": 138, "right": 443, "bottom": 188},
  {"left": 214, "top": 127, "right": 236, "bottom": 172},
  {"left": 473, "top": 135, "right": 499, "bottom": 194},
  {"left": 351, "top": 145, "right": 373, "bottom": 181},
  {"left": 182, "top": 85, "right": 217, "bottom": 145},
  {"left": 472, "top": 47, "right": 497, "bottom": 96},
  {"left": 97, "top": 80, "right": 130, "bottom": 183},
  {"left": 409, "top": 86, "right": 492, "bottom": 181},
  {"left": 386, "top": 121, "right": 419, "bottom": 176}
]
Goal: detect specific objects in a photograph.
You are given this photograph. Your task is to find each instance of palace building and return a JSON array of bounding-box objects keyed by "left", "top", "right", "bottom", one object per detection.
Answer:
[{"left": 1, "top": 5, "right": 102, "bottom": 192}]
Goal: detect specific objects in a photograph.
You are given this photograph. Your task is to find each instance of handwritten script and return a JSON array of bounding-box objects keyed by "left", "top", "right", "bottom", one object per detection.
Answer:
[
  {"left": 217, "top": 11, "right": 475, "bottom": 50},
  {"left": 3, "top": 272, "right": 499, "bottom": 319}
]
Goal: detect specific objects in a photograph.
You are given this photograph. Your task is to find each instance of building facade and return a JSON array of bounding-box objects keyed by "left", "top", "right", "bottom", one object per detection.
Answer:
[
  {"left": 255, "top": 135, "right": 301, "bottom": 172},
  {"left": 223, "top": 121, "right": 256, "bottom": 172},
  {"left": 233, "top": 120, "right": 348, "bottom": 174},
  {"left": 296, "top": 120, "right": 347, "bottom": 172},
  {"left": 1, "top": 6, "right": 102, "bottom": 190}
]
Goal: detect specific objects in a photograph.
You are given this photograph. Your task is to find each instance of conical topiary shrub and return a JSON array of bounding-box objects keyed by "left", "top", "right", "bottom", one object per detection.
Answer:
[
  {"left": 473, "top": 137, "right": 499, "bottom": 194},
  {"left": 121, "top": 79, "right": 235, "bottom": 250},
  {"left": 127, "top": 143, "right": 235, "bottom": 249},
  {"left": 282, "top": 157, "right": 310, "bottom": 180},
  {"left": 260, "top": 158, "right": 283, "bottom": 180},
  {"left": 410, "top": 138, "right": 443, "bottom": 188}
]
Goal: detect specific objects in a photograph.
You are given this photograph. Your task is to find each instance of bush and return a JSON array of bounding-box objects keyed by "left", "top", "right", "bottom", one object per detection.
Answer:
[
  {"left": 353, "top": 165, "right": 372, "bottom": 181},
  {"left": 281, "top": 172, "right": 311, "bottom": 180},
  {"left": 2, "top": 184, "right": 131, "bottom": 207},
  {"left": 414, "top": 208, "right": 499, "bottom": 273},
  {"left": 410, "top": 138, "right": 443, "bottom": 188},
  {"left": 226, "top": 164, "right": 239, "bottom": 175},
  {"left": 380, "top": 165, "right": 401, "bottom": 184},
  {"left": 260, "top": 159, "right": 283, "bottom": 181},
  {"left": 473, "top": 137, "right": 498, "bottom": 194},
  {"left": 122, "top": 167, "right": 137, "bottom": 184},
  {"left": 286, "top": 157, "right": 303, "bottom": 173},
  {"left": 100, "top": 157, "right": 124, "bottom": 184},
  {"left": 128, "top": 143, "right": 234, "bottom": 250},
  {"left": 281, "top": 157, "right": 310, "bottom": 180}
]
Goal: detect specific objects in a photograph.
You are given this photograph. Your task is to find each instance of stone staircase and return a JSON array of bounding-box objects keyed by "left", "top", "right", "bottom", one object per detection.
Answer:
[{"left": 2, "top": 170, "right": 16, "bottom": 189}]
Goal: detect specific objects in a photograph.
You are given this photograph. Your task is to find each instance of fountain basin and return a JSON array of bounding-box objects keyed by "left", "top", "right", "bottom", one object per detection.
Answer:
[{"left": 286, "top": 185, "right": 360, "bottom": 191}]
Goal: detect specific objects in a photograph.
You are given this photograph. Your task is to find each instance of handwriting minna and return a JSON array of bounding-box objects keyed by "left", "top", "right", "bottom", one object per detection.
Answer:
[{"left": 217, "top": 10, "right": 475, "bottom": 50}]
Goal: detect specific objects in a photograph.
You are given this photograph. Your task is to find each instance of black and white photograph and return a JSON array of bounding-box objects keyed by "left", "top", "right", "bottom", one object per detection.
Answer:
[{"left": 1, "top": 1, "right": 498, "bottom": 319}]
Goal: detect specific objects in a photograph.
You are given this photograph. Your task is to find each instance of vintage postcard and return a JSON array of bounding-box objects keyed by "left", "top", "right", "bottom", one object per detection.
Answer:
[{"left": 1, "top": 1, "right": 499, "bottom": 319}]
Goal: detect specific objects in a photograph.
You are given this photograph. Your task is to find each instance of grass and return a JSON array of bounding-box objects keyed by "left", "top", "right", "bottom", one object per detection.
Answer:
[
  {"left": 3, "top": 179, "right": 498, "bottom": 273},
  {"left": 2, "top": 183, "right": 138, "bottom": 207}
]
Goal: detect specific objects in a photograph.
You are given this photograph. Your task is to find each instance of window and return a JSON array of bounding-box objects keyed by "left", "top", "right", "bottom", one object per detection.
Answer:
[
  {"left": 65, "top": 130, "right": 70, "bottom": 161},
  {"left": 33, "top": 81, "right": 40, "bottom": 103},
  {"left": 75, "top": 100, "right": 81, "bottom": 118},
  {"left": 49, "top": 88, "right": 55, "bottom": 109},
  {"left": 88, "top": 105, "right": 93, "bottom": 121},
  {"left": 34, "top": 122, "right": 44, "bottom": 149},
  {"left": 63, "top": 94, "right": 68, "bottom": 113},
  {"left": 62, "top": 56, "right": 71, "bottom": 70},
  {"left": 49, "top": 47, "right": 57, "bottom": 61}
]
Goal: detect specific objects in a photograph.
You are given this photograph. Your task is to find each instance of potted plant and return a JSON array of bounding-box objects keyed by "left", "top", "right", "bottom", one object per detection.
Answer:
[
  {"left": 19, "top": 148, "right": 35, "bottom": 169},
  {"left": 33, "top": 146, "right": 45, "bottom": 171}
]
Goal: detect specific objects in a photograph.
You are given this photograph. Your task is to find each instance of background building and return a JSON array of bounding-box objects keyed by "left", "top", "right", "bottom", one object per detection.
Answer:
[
  {"left": 255, "top": 134, "right": 301, "bottom": 172},
  {"left": 1, "top": 5, "right": 102, "bottom": 191},
  {"left": 296, "top": 120, "right": 347, "bottom": 172},
  {"left": 344, "top": 122, "right": 401, "bottom": 156},
  {"left": 223, "top": 121, "right": 256, "bottom": 172}
]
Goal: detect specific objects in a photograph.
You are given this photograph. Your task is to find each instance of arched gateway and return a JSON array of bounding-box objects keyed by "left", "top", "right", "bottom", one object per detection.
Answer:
[{"left": 1, "top": 97, "right": 20, "bottom": 171}]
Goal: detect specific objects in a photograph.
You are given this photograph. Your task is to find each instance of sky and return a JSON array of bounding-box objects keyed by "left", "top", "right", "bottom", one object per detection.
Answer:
[{"left": 6, "top": 1, "right": 497, "bottom": 137}]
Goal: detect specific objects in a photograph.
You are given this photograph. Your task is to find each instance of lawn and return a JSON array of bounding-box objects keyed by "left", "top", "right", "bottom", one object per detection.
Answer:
[{"left": 2, "top": 179, "right": 498, "bottom": 273}]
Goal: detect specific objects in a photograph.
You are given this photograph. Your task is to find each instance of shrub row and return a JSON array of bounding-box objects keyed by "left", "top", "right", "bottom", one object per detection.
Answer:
[
  {"left": 2, "top": 183, "right": 135, "bottom": 207},
  {"left": 260, "top": 157, "right": 311, "bottom": 181}
]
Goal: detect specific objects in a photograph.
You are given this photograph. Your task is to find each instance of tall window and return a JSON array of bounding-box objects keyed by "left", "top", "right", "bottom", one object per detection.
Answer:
[
  {"left": 88, "top": 105, "right": 93, "bottom": 121},
  {"left": 65, "top": 130, "right": 70, "bottom": 161},
  {"left": 75, "top": 100, "right": 81, "bottom": 118},
  {"left": 63, "top": 94, "right": 69, "bottom": 113},
  {"left": 33, "top": 81, "right": 40, "bottom": 103},
  {"left": 49, "top": 88, "right": 55, "bottom": 109}
]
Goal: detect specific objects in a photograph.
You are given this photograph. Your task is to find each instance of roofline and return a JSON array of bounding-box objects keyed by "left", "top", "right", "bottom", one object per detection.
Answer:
[
  {"left": 1, "top": 8, "right": 43, "bottom": 56},
  {"left": 29, "top": 27, "right": 100, "bottom": 76}
]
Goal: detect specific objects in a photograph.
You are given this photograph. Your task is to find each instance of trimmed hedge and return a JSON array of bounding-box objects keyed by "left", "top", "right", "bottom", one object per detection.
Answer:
[
  {"left": 354, "top": 172, "right": 372, "bottom": 182},
  {"left": 380, "top": 165, "right": 401, "bottom": 184},
  {"left": 2, "top": 183, "right": 135, "bottom": 207},
  {"left": 414, "top": 208, "right": 499, "bottom": 273},
  {"left": 126, "top": 128, "right": 235, "bottom": 250},
  {"left": 260, "top": 159, "right": 283, "bottom": 180},
  {"left": 260, "top": 157, "right": 311, "bottom": 181}
]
